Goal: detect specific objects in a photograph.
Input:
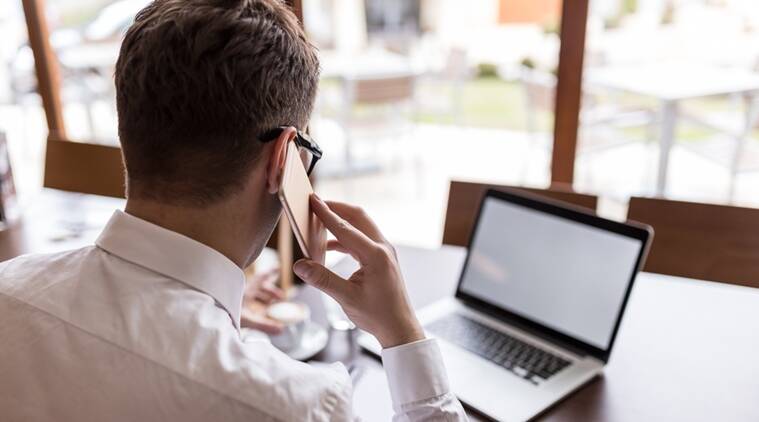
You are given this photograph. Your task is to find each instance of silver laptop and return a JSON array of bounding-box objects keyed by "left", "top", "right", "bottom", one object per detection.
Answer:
[{"left": 360, "top": 188, "right": 652, "bottom": 421}]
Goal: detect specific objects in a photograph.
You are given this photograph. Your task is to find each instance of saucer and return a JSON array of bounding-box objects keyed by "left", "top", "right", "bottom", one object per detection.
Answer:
[{"left": 241, "top": 321, "right": 329, "bottom": 361}]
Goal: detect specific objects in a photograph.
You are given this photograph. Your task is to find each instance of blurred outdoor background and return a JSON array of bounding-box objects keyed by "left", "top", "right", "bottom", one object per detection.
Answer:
[{"left": 1, "top": 0, "right": 759, "bottom": 246}]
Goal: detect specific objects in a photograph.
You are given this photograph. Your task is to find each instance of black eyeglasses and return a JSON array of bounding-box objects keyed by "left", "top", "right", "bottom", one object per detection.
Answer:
[{"left": 259, "top": 126, "right": 323, "bottom": 176}]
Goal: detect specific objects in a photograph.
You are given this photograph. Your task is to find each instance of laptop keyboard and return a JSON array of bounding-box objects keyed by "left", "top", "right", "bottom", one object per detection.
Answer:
[{"left": 426, "top": 314, "right": 572, "bottom": 385}]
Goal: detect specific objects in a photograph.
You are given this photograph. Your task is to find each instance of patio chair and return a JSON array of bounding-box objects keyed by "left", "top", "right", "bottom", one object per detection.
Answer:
[
  {"left": 627, "top": 196, "right": 759, "bottom": 289},
  {"left": 442, "top": 180, "right": 598, "bottom": 247},
  {"left": 414, "top": 47, "right": 469, "bottom": 124},
  {"left": 339, "top": 74, "right": 417, "bottom": 172}
]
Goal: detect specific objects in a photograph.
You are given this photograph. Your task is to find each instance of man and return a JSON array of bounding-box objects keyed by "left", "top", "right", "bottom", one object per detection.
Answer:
[{"left": 0, "top": 0, "right": 467, "bottom": 420}]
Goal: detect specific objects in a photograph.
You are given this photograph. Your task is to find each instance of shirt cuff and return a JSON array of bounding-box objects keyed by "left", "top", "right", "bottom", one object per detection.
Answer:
[{"left": 380, "top": 338, "right": 451, "bottom": 409}]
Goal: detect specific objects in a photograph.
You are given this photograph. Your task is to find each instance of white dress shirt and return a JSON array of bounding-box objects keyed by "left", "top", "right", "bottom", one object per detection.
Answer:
[{"left": 0, "top": 210, "right": 466, "bottom": 421}]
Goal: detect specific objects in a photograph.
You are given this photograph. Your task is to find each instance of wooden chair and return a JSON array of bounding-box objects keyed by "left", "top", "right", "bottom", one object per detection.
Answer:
[
  {"left": 348, "top": 75, "right": 415, "bottom": 105},
  {"left": 442, "top": 180, "right": 599, "bottom": 247},
  {"left": 627, "top": 197, "right": 759, "bottom": 288},
  {"left": 340, "top": 75, "right": 416, "bottom": 170}
]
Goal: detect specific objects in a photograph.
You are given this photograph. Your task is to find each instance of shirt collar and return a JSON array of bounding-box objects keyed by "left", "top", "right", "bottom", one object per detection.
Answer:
[{"left": 95, "top": 210, "right": 245, "bottom": 329}]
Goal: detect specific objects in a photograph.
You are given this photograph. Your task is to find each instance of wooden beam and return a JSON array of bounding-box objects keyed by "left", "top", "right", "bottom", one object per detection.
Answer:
[
  {"left": 551, "top": 0, "right": 589, "bottom": 186},
  {"left": 286, "top": 0, "right": 304, "bottom": 22},
  {"left": 21, "top": 0, "right": 66, "bottom": 141}
]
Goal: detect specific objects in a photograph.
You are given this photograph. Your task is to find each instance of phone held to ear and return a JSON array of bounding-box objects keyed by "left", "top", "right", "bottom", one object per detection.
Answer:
[{"left": 278, "top": 142, "right": 327, "bottom": 265}]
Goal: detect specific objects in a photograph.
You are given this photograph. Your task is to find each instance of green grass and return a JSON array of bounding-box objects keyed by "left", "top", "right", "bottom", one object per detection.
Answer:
[
  {"left": 459, "top": 77, "right": 546, "bottom": 130},
  {"left": 319, "top": 75, "right": 759, "bottom": 141},
  {"left": 413, "top": 77, "right": 552, "bottom": 131},
  {"left": 319, "top": 76, "right": 550, "bottom": 131}
]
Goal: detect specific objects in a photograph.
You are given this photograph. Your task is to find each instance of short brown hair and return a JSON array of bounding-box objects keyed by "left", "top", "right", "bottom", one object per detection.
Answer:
[{"left": 115, "top": 0, "right": 319, "bottom": 205}]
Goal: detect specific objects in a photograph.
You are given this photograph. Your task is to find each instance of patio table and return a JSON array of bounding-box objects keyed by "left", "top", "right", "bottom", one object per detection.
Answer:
[
  {"left": 585, "top": 63, "right": 759, "bottom": 196},
  {"left": 316, "top": 48, "right": 423, "bottom": 177}
]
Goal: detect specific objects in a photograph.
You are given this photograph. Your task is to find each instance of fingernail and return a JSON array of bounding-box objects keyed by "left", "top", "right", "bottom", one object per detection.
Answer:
[{"left": 293, "top": 260, "right": 312, "bottom": 278}]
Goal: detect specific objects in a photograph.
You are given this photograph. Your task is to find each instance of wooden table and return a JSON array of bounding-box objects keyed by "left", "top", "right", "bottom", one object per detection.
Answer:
[
  {"left": 327, "top": 245, "right": 759, "bottom": 421},
  {"left": 6, "top": 191, "right": 759, "bottom": 421},
  {"left": 0, "top": 189, "right": 124, "bottom": 261}
]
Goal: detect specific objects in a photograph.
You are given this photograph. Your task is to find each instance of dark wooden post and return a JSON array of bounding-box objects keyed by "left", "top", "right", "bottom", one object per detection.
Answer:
[
  {"left": 551, "top": 0, "right": 590, "bottom": 186},
  {"left": 21, "top": 0, "right": 66, "bottom": 141},
  {"left": 286, "top": 0, "right": 303, "bottom": 22}
]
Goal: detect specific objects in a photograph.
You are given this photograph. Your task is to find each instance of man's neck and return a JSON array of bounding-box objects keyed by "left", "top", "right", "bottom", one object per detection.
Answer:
[{"left": 124, "top": 198, "right": 254, "bottom": 268}]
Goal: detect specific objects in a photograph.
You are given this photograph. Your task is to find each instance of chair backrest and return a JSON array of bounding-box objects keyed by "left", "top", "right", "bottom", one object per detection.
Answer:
[
  {"left": 442, "top": 180, "right": 599, "bottom": 247},
  {"left": 521, "top": 68, "right": 556, "bottom": 112},
  {"left": 348, "top": 75, "right": 415, "bottom": 105},
  {"left": 442, "top": 47, "right": 469, "bottom": 80},
  {"left": 627, "top": 197, "right": 759, "bottom": 288}
]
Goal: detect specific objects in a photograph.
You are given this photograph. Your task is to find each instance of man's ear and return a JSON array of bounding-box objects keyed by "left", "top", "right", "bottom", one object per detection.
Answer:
[{"left": 265, "top": 126, "right": 297, "bottom": 194}]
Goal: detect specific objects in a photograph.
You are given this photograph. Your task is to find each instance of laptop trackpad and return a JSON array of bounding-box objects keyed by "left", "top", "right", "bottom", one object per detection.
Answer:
[{"left": 439, "top": 340, "right": 546, "bottom": 421}]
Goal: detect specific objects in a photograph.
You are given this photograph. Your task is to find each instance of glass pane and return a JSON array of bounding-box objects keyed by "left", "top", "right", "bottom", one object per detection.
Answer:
[
  {"left": 2, "top": 0, "right": 137, "bottom": 197},
  {"left": 45, "top": 0, "right": 138, "bottom": 145},
  {"left": 1, "top": 1, "right": 45, "bottom": 196},
  {"left": 577, "top": 0, "right": 759, "bottom": 208},
  {"left": 304, "top": 0, "right": 563, "bottom": 246}
]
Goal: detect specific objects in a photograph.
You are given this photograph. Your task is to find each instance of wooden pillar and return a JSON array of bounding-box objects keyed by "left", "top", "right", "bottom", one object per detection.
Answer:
[
  {"left": 21, "top": 0, "right": 66, "bottom": 141},
  {"left": 287, "top": 0, "right": 304, "bottom": 22},
  {"left": 551, "top": 0, "right": 590, "bottom": 186}
]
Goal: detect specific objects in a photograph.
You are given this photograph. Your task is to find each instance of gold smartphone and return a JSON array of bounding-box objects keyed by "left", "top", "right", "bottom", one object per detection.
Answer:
[{"left": 278, "top": 142, "right": 326, "bottom": 264}]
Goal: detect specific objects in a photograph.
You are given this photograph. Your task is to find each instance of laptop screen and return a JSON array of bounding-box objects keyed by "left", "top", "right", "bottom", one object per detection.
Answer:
[{"left": 458, "top": 195, "right": 644, "bottom": 350}]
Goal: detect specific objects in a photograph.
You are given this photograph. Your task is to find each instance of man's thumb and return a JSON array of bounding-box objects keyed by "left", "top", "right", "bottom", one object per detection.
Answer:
[{"left": 293, "top": 259, "right": 345, "bottom": 299}]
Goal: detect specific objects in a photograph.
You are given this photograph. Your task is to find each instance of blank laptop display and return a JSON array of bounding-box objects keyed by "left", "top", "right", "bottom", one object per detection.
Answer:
[{"left": 458, "top": 196, "right": 644, "bottom": 350}]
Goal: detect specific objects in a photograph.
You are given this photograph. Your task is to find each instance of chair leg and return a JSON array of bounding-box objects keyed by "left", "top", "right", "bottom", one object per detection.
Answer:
[
  {"left": 85, "top": 102, "right": 97, "bottom": 140},
  {"left": 521, "top": 86, "right": 539, "bottom": 184},
  {"left": 728, "top": 94, "right": 759, "bottom": 201}
]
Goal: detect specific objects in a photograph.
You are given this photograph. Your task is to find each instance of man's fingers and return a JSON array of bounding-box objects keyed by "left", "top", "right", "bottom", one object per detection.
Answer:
[
  {"left": 253, "top": 289, "right": 275, "bottom": 303},
  {"left": 244, "top": 268, "right": 281, "bottom": 302},
  {"left": 327, "top": 239, "right": 362, "bottom": 263},
  {"left": 255, "top": 284, "right": 286, "bottom": 304},
  {"left": 326, "top": 239, "right": 351, "bottom": 254},
  {"left": 323, "top": 200, "right": 384, "bottom": 243},
  {"left": 240, "top": 311, "right": 284, "bottom": 335},
  {"left": 310, "top": 195, "right": 377, "bottom": 261},
  {"left": 261, "top": 284, "right": 286, "bottom": 300},
  {"left": 293, "top": 259, "right": 352, "bottom": 302}
]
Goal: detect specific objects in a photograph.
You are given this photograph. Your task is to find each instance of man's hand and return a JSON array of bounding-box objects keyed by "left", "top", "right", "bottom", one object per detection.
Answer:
[
  {"left": 293, "top": 195, "right": 424, "bottom": 349},
  {"left": 241, "top": 268, "right": 286, "bottom": 335}
]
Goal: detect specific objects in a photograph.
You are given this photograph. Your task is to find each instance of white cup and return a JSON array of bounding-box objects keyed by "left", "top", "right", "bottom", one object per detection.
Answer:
[{"left": 267, "top": 301, "right": 311, "bottom": 351}]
